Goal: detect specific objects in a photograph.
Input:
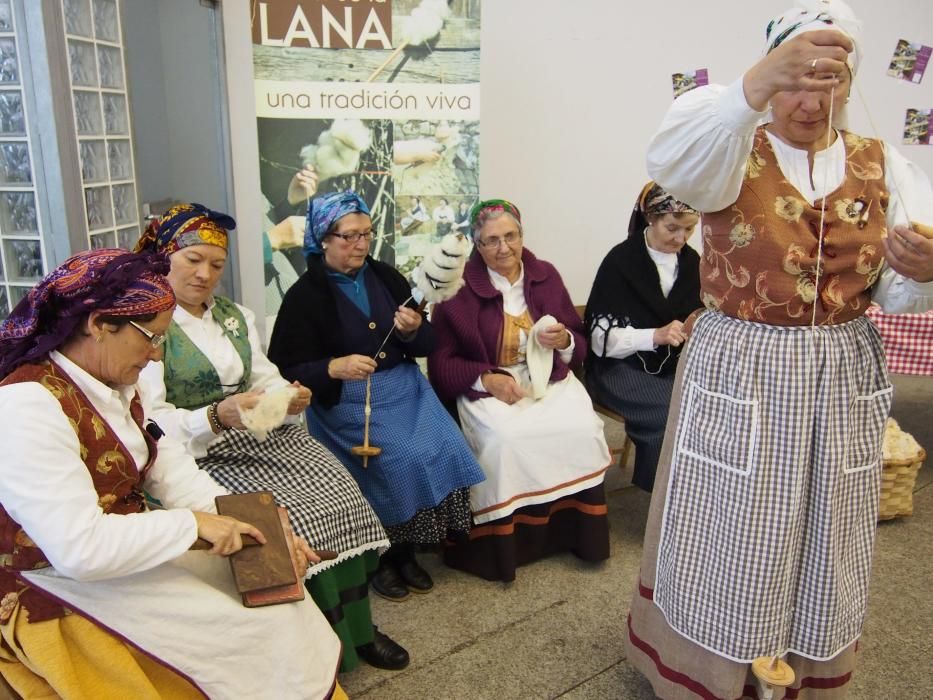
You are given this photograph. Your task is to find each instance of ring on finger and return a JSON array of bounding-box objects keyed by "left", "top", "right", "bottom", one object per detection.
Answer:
[{"left": 810, "top": 58, "right": 818, "bottom": 72}]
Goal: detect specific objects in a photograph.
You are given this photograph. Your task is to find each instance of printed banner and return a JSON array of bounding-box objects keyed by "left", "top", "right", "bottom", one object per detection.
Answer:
[
  {"left": 252, "top": 0, "right": 481, "bottom": 319},
  {"left": 887, "top": 39, "right": 931, "bottom": 85}
]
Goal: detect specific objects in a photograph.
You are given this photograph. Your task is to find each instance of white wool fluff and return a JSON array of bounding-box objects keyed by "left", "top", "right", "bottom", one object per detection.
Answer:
[
  {"left": 525, "top": 315, "right": 557, "bottom": 400},
  {"left": 399, "top": 0, "right": 451, "bottom": 46},
  {"left": 238, "top": 387, "right": 298, "bottom": 442},
  {"left": 415, "top": 232, "right": 470, "bottom": 303},
  {"left": 300, "top": 119, "right": 372, "bottom": 182},
  {"left": 882, "top": 418, "right": 923, "bottom": 461}
]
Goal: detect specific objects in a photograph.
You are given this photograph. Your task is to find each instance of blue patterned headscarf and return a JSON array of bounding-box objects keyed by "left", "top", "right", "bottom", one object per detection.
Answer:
[{"left": 304, "top": 191, "right": 371, "bottom": 257}]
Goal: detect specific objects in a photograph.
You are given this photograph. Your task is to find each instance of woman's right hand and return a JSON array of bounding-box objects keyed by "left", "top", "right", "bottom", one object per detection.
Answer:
[
  {"left": 653, "top": 320, "right": 687, "bottom": 347},
  {"left": 481, "top": 372, "right": 525, "bottom": 405},
  {"left": 193, "top": 511, "right": 267, "bottom": 556},
  {"left": 743, "top": 30, "right": 853, "bottom": 111},
  {"left": 327, "top": 354, "right": 377, "bottom": 381},
  {"left": 216, "top": 391, "right": 265, "bottom": 430},
  {"left": 287, "top": 165, "right": 319, "bottom": 206}
]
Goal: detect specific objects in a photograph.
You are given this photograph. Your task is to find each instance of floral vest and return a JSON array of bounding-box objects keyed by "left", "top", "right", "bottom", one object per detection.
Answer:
[
  {"left": 0, "top": 360, "right": 156, "bottom": 623},
  {"left": 163, "top": 296, "right": 252, "bottom": 410},
  {"left": 700, "top": 127, "right": 888, "bottom": 326}
]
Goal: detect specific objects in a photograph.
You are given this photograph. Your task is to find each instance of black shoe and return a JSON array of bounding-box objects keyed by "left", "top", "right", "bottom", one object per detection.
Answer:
[
  {"left": 356, "top": 628, "right": 410, "bottom": 671},
  {"left": 371, "top": 564, "right": 410, "bottom": 601},
  {"left": 397, "top": 558, "right": 433, "bottom": 593}
]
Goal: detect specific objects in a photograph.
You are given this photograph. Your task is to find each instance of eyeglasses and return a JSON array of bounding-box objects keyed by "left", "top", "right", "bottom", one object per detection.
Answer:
[
  {"left": 475, "top": 231, "right": 521, "bottom": 249},
  {"left": 128, "top": 320, "right": 167, "bottom": 349},
  {"left": 329, "top": 231, "right": 374, "bottom": 244}
]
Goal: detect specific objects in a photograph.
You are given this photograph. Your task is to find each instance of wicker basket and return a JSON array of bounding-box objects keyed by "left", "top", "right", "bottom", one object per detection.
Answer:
[{"left": 878, "top": 448, "right": 926, "bottom": 521}]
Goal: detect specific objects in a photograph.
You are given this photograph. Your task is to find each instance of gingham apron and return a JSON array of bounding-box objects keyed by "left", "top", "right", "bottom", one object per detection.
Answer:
[{"left": 654, "top": 311, "right": 892, "bottom": 662}]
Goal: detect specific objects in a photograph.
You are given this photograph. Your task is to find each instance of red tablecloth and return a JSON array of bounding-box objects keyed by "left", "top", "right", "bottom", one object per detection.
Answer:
[{"left": 865, "top": 305, "right": 933, "bottom": 375}]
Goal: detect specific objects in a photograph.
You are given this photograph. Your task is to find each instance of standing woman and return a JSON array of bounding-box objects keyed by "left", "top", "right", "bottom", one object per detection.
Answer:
[
  {"left": 0, "top": 249, "right": 342, "bottom": 699},
  {"left": 268, "top": 190, "right": 484, "bottom": 602},
  {"left": 626, "top": 2, "right": 933, "bottom": 698},
  {"left": 136, "top": 204, "right": 409, "bottom": 672},
  {"left": 584, "top": 182, "right": 701, "bottom": 492}
]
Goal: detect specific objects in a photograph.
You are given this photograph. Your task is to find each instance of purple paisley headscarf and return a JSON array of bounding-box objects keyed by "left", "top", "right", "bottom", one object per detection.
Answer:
[{"left": 0, "top": 249, "right": 174, "bottom": 378}]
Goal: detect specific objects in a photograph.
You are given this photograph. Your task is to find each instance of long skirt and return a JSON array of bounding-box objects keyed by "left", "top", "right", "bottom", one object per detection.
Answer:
[
  {"left": 625, "top": 312, "right": 891, "bottom": 699},
  {"left": 448, "top": 371, "right": 611, "bottom": 581},
  {"left": 197, "top": 422, "right": 389, "bottom": 669},
  {"left": 443, "top": 483, "right": 610, "bottom": 582},
  {"left": 15, "top": 552, "right": 341, "bottom": 699},
  {"left": 587, "top": 358, "right": 677, "bottom": 491},
  {"left": 307, "top": 362, "right": 485, "bottom": 531}
]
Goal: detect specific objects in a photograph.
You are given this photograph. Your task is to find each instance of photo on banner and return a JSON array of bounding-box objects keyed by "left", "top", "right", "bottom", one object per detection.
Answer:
[{"left": 251, "top": 0, "right": 481, "bottom": 321}]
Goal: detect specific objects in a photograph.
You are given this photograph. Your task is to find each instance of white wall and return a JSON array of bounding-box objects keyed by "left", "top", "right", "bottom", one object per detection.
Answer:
[
  {"left": 124, "top": 0, "right": 229, "bottom": 214},
  {"left": 480, "top": 1, "right": 933, "bottom": 302}
]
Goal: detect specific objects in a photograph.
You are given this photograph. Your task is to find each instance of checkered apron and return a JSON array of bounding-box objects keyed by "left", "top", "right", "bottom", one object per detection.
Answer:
[
  {"left": 654, "top": 311, "right": 892, "bottom": 662},
  {"left": 197, "top": 423, "right": 389, "bottom": 576}
]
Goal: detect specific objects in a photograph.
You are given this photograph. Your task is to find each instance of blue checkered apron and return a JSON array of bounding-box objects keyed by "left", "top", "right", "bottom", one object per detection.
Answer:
[
  {"left": 307, "top": 362, "right": 485, "bottom": 527},
  {"left": 654, "top": 311, "right": 892, "bottom": 662}
]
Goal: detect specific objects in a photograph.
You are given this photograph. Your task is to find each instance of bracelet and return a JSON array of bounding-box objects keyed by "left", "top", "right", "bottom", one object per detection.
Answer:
[{"left": 207, "top": 401, "right": 227, "bottom": 433}]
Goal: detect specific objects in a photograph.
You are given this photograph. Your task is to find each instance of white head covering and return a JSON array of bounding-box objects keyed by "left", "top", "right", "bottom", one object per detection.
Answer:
[{"left": 763, "top": 0, "right": 863, "bottom": 75}]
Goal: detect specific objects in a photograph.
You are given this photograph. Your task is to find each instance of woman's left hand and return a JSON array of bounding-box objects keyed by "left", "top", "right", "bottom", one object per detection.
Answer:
[
  {"left": 286, "top": 381, "right": 312, "bottom": 414},
  {"left": 394, "top": 305, "right": 423, "bottom": 336},
  {"left": 883, "top": 225, "right": 933, "bottom": 283},
  {"left": 292, "top": 535, "right": 321, "bottom": 572},
  {"left": 536, "top": 323, "right": 571, "bottom": 350}
]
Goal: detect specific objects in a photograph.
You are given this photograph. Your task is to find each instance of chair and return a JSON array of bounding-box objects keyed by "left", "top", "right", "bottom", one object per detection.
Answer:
[{"left": 574, "top": 305, "right": 635, "bottom": 470}]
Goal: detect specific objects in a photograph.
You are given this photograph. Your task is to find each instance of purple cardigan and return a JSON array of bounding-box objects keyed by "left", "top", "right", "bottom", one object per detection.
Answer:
[{"left": 428, "top": 248, "right": 586, "bottom": 403}]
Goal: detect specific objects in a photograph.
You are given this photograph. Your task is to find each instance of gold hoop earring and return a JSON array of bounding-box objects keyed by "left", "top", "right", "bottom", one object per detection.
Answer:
[{"left": 95, "top": 333, "right": 104, "bottom": 344}]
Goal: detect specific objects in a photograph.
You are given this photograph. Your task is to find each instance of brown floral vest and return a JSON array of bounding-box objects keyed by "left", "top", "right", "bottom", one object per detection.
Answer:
[
  {"left": 0, "top": 360, "right": 157, "bottom": 623},
  {"left": 700, "top": 127, "right": 889, "bottom": 326},
  {"left": 497, "top": 310, "right": 534, "bottom": 367}
]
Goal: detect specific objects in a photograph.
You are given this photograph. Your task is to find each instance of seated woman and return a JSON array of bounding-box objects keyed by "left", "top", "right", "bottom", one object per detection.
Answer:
[
  {"left": 583, "top": 182, "right": 701, "bottom": 492},
  {"left": 428, "top": 199, "right": 612, "bottom": 582},
  {"left": 0, "top": 249, "right": 343, "bottom": 699},
  {"left": 135, "top": 203, "right": 408, "bottom": 672},
  {"left": 267, "top": 191, "right": 485, "bottom": 602}
]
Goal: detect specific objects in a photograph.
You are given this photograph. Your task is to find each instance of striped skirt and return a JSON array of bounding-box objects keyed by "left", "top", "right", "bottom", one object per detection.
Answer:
[
  {"left": 587, "top": 358, "right": 677, "bottom": 491},
  {"left": 626, "top": 311, "right": 891, "bottom": 699}
]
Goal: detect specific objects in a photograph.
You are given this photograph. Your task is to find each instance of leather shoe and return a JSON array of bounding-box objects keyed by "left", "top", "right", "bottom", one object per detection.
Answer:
[
  {"left": 397, "top": 558, "right": 433, "bottom": 593},
  {"left": 371, "top": 563, "right": 410, "bottom": 601},
  {"left": 357, "top": 628, "right": 410, "bottom": 671}
]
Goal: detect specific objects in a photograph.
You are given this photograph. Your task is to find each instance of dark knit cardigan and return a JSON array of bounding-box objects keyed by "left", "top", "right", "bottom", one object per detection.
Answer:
[
  {"left": 428, "top": 248, "right": 586, "bottom": 403},
  {"left": 267, "top": 254, "right": 434, "bottom": 409},
  {"left": 583, "top": 233, "right": 701, "bottom": 376}
]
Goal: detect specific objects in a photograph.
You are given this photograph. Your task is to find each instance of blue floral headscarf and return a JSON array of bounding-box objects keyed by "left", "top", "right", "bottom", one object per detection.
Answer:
[{"left": 304, "top": 191, "right": 371, "bottom": 257}]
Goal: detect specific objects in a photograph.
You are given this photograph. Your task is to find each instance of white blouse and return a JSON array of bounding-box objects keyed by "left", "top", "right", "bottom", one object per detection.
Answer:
[
  {"left": 646, "top": 78, "right": 933, "bottom": 314},
  {"left": 139, "top": 298, "right": 292, "bottom": 459},
  {"left": 589, "top": 241, "right": 681, "bottom": 360},
  {"left": 0, "top": 351, "right": 225, "bottom": 582}
]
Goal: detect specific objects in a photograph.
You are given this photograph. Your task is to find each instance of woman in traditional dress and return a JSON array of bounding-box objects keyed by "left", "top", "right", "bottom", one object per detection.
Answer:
[
  {"left": 135, "top": 203, "right": 410, "bottom": 672},
  {"left": 625, "top": 2, "right": 933, "bottom": 697},
  {"left": 0, "top": 249, "right": 344, "bottom": 699},
  {"left": 428, "top": 199, "right": 612, "bottom": 582},
  {"left": 584, "top": 182, "right": 701, "bottom": 492},
  {"left": 267, "top": 190, "right": 485, "bottom": 602},
  {"left": 453, "top": 200, "right": 472, "bottom": 235},
  {"left": 433, "top": 197, "right": 456, "bottom": 237}
]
